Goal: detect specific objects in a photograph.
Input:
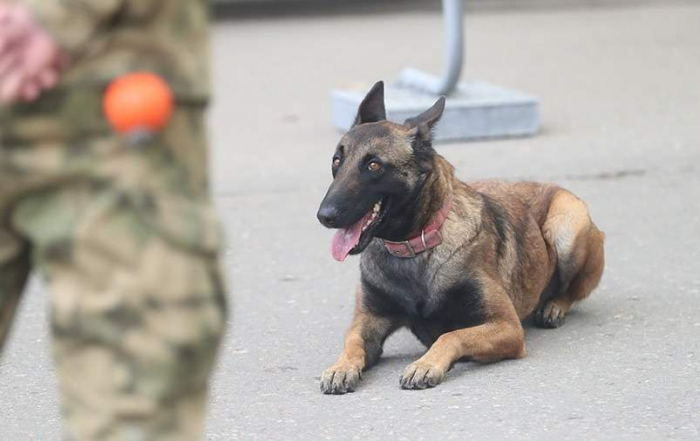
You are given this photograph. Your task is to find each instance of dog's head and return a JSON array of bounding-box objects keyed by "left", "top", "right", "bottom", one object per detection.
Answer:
[{"left": 317, "top": 81, "right": 445, "bottom": 261}]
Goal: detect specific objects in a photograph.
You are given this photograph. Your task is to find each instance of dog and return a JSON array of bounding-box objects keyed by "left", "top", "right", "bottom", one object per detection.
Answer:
[{"left": 316, "top": 81, "right": 605, "bottom": 394}]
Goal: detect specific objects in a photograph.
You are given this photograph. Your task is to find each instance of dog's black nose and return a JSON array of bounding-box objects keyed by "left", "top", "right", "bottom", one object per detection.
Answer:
[{"left": 317, "top": 205, "right": 340, "bottom": 228}]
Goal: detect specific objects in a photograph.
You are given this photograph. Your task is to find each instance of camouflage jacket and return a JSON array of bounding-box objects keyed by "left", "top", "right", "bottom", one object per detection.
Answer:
[{"left": 1, "top": 0, "right": 210, "bottom": 144}]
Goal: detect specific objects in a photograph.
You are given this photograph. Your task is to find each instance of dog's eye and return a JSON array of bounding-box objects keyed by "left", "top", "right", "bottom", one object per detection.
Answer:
[
  {"left": 333, "top": 158, "right": 341, "bottom": 168},
  {"left": 367, "top": 161, "right": 381, "bottom": 172}
]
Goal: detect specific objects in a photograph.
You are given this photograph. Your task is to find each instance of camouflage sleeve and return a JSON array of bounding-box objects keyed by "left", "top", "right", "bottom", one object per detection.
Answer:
[{"left": 17, "top": 0, "right": 126, "bottom": 55}]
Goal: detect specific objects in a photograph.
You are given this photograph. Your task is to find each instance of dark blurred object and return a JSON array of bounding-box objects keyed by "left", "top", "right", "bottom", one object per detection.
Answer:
[
  {"left": 212, "top": 0, "right": 441, "bottom": 18},
  {"left": 212, "top": 0, "right": 677, "bottom": 17},
  {"left": 328, "top": 0, "right": 539, "bottom": 141}
]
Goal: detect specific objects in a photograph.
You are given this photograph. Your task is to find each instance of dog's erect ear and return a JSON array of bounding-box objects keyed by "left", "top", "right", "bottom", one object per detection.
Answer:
[
  {"left": 405, "top": 97, "right": 445, "bottom": 160},
  {"left": 353, "top": 81, "right": 386, "bottom": 126},
  {"left": 404, "top": 96, "right": 445, "bottom": 135}
]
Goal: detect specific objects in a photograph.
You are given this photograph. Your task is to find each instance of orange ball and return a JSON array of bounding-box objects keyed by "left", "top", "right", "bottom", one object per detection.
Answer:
[{"left": 103, "top": 72, "right": 174, "bottom": 134}]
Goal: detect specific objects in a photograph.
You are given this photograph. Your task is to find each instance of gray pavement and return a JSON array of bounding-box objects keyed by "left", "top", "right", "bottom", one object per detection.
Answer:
[{"left": 2, "top": 2, "right": 700, "bottom": 440}]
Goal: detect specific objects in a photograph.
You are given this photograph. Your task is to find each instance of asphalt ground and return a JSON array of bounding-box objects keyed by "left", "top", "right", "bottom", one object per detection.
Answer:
[{"left": 2, "top": 2, "right": 700, "bottom": 439}]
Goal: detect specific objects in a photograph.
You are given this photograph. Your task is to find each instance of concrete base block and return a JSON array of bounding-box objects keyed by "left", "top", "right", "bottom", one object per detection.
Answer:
[{"left": 331, "top": 81, "right": 540, "bottom": 142}]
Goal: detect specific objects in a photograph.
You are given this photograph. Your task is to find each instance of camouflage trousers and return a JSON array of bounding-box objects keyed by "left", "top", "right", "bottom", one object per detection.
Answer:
[{"left": 0, "top": 101, "right": 228, "bottom": 440}]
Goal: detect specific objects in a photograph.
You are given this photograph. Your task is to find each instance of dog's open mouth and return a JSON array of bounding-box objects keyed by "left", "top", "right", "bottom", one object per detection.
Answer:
[{"left": 331, "top": 199, "right": 388, "bottom": 261}]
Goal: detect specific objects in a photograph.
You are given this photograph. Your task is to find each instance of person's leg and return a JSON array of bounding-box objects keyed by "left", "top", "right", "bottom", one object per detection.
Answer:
[
  {"left": 12, "top": 174, "right": 227, "bottom": 440},
  {"left": 0, "top": 225, "right": 31, "bottom": 357},
  {"left": 10, "top": 105, "right": 228, "bottom": 440},
  {"left": 0, "top": 142, "right": 34, "bottom": 358}
]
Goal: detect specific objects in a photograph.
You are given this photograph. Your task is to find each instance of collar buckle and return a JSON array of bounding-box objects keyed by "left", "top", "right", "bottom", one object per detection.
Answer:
[{"left": 402, "top": 240, "right": 416, "bottom": 258}]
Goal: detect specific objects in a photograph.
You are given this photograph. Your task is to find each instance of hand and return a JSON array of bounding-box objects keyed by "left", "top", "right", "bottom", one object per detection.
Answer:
[{"left": 0, "top": 4, "right": 66, "bottom": 104}]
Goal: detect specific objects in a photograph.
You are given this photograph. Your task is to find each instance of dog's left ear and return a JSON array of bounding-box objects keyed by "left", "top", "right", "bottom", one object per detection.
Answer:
[
  {"left": 404, "top": 97, "right": 445, "bottom": 160},
  {"left": 405, "top": 97, "right": 444, "bottom": 163},
  {"left": 404, "top": 96, "right": 445, "bottom": 139},
  {"left": 353, "top": 81, "right": 386, "bottom": 126}
]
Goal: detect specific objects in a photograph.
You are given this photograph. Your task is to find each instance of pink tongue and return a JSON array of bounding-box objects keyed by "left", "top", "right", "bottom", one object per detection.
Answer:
[{"left": 331, "top": 212, "right": 373, "bottom": 261}]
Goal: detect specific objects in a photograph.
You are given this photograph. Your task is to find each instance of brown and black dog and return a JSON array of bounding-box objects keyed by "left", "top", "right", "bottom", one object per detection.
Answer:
[{"left": 317, "top": 81, "right": 605, "bottom": 394}]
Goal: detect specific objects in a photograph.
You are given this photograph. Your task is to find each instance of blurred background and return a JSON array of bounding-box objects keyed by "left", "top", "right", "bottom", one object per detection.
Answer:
[{"left": 2, "top": 1, "right": 700, "bottom": 439}]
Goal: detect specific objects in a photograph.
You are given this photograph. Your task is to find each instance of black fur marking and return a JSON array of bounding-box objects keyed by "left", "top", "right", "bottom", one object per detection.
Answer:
[
  {"left": 373, "top": 171, "right": 432, "bottom": 242},
  {"left": 362, "top": 270, "right": 485, "bottom": 348},
  {"left": 353, "top": 81, "right": 386, "bottom": 126},
  {"left": 434, "top": 278, "right": 484, "bottom": 325},
  {"left": 360, "top": 327, "right": 388, "bottom": 369},
  {"left": 481, "top": 195, "right": 510, "bottom": 259},
  {"left": 535, "top": 266, "right": 562, "bottom": 312},
  {"left": 361, "top": 275, "right": 411, "bottom": 318},
  {"left": 410, "top": 133, "right": 437, "bottom": 168},
  {"left": 404, "top": 96, "right": 445, "bottom": 133},
  {"left": 412, "top": 278, "right": 485, "bottom": 347}
]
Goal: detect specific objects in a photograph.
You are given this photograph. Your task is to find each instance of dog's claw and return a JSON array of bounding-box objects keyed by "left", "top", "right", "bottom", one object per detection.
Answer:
[
  {"left": 320, "top": 364, "right": 362, "bottom": 394},
  {"left": 400, "top": 361, "right": 445, "bottom": 390},
  {"left": 534, "top": 301, "right": 566, "bottom": 328}
]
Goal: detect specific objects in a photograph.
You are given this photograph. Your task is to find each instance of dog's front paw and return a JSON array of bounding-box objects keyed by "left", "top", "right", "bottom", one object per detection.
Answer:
[
  {"left": 400, "top": 361, "right": 446, "bottom": 390},
  {"left": 320, "top": 363, "right": 362, "bottom": 395}
]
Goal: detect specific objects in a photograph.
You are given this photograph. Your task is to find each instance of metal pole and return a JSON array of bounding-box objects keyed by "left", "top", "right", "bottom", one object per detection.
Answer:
[
  {"left": 332, "top": 0, "right": 539, "bottom": 141},
  {"left": 397, "top": 0, "right": 464, "bottom": 96}
]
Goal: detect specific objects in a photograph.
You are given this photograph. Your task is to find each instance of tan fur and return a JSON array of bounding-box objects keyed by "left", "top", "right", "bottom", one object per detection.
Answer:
[
  {"left": 322, "top": 157, "right": 605, "bottom": 392},
  {"left": 536, "top": 190, "right": 606, "bottom": 322},
  {"left": 319, "top": 84, "right": 605, "bottom": 393},
  {"left": 320, "top": 287, "right": 400, "bottom": 394}
]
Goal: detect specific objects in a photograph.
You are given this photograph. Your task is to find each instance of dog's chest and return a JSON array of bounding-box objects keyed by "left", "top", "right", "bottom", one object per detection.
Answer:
[
  {"left": 363, "top": 259, "right": 439, "bottom": 318},
  {"left": 360, "top": 250, "right": 483, "bottom": 324}
]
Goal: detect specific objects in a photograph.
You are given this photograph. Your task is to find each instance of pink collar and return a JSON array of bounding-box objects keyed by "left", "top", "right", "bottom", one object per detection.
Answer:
[{"left": 382, "top": 196, "right": 452, "bottom": 258}]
